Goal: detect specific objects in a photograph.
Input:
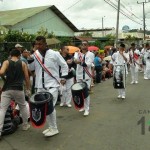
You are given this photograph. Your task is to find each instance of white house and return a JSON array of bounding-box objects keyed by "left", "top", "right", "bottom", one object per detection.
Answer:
[{"left": 0, "top": 5, "right": 78, "bottom": 37}]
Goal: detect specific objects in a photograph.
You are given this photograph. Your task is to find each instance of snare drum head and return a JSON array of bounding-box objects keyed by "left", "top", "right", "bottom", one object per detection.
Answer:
[
  {"left": 71, "top": 82, "right": 86, "bottom": 91},
  {"left": 29, "top": 92, "right": 52, "bottom": 104}
]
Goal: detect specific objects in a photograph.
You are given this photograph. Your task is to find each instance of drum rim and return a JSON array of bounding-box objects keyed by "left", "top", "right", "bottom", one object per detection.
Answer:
[
  {"left": 71, "top": 82, "right": 86, "bottom": 90},
  {"left": 29, "top": 92, "right": 53, "bottom": 104}
]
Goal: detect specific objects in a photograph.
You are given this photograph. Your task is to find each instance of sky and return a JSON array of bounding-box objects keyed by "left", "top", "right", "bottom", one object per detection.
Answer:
[{"left": 0, "top": 0, "right": 150, "bottom": 31}]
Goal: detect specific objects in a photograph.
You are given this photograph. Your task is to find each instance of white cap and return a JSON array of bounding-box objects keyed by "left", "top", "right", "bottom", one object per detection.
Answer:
[{"left": 15, "top": 43, "right": 23, "bottom": 48}]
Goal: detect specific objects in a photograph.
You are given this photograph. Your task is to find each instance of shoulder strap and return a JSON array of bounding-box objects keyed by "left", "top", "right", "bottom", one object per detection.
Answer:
[
  {"left": 34, "top": 52, "right": 60, "bottom": 84},
  {"left": 78, "top": 52, "right": 93, "bottom": 78}
]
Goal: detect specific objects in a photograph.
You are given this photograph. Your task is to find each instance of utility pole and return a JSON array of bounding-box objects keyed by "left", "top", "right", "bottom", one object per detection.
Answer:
[
  {"left": 102, "top": 16, "right": 105, "bottom": 37},
  {"left": 115, "top": 0, "right": 120, "bottom": 48},
  {"left": 137, "top": 0, "right": 150, "bottom": 41},
  {"left": 102, "top": 17, "right": 104, "bottom": 37}
]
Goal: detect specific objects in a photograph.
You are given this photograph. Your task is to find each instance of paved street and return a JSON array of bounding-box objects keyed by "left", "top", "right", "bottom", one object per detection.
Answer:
[{"left": 0, "top": 72, "right": 150, "bottom": 150}]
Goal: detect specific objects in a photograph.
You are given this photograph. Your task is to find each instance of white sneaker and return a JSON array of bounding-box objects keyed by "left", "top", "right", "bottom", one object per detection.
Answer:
[
  {"left": 122, "top": 96, "right": 125, "bottom": 99},
  {"left": 84, "top": 111, "right": 89, "bottom": 116},
  {"left": 44, "top": 128, "right": 59, "bottom": 137},
  {"left": 79, "top": 108, "right": 85, "bottom": 112},
  {"left": 22, "top": 123, "right": 30, "bottom": 131},
  {"left": 117, "top": 95, "right": 121, "bottom": 99},
  {"left": 144, "top": 77, "right": 148, "bottom": 80},
  {"left": 135, "top": 81, "right": 138, "bottom": 84},
  {"left": 130, "top": 81, "right": 135, "bottom": 84},
  {"left": 42, "top": 128, "right": 51, "bottom": 134},
  {"left": 60, "top": 103, "right": 64, "bottom": 107},
  {"left": 66, "top": 104, "right": 72, "bottom": 108}
]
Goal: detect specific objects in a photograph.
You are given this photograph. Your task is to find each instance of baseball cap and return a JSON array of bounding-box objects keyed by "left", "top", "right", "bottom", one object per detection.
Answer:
[
  {"left": 15, "top": 43, "right": 23, "bottom": 48},
  {"left": 22, "top": 49, "right": 28, "bottom": 53}
]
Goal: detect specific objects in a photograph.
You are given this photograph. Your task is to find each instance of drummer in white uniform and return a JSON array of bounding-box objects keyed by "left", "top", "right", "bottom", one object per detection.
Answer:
[
  {"left": 112, "top": 43, "right": 129, "bottom": 99},
  {"left": 144, "top": 43, "right": 150, "bottom": 79},
  {"left": 28, "top": 36, "right": 68, "bottom": 137},
  {"left": 129, "top": 43, "right": 141, "bottom": 84},
  {"left": 74, "top": 40, "right": 94, "bottom": 116}
]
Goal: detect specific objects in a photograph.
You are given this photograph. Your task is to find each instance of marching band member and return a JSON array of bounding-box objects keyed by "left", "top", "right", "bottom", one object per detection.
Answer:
[
  {"left": 74, "top": 40, "right": 94, "bottom": 116},
  {"left": 112, "top": 43, "right": 129, "bottom": 99},
  {"left": 28, "top": 36, "right": 68, "bottom": 137},
  {"left": 141, "top": 44, "right": 147, "bottom": 78},
  {"left": 144, "top": 43, "right": 150, "bottom": 79},
  {"left": 129, "top": 43, "right": 141, "bottom": 84},
  {"left": 59, "top": 45, "right": 75, "bottom": 108}
]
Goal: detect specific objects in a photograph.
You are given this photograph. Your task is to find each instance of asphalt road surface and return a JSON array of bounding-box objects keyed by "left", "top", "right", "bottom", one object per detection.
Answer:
[{"left": 0, "top": 72, "right": 150, "bottom": 150}]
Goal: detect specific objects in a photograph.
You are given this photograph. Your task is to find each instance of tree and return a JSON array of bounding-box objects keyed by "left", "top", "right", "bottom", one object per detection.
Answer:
[
  {"left": 36, "top": 27, "right": 48, "bottom": 37},
  {"left": 125, "top": 35, "right": 137, "bottom": 42},
  {"left": 47, "top": 31, "right": 56, "bottom": 38},
  {"left": 4, "top": 30, "right": 35, "bottom": 42},
  {"left": 79, "top": 31, "right": 93, "bottom": 37}
]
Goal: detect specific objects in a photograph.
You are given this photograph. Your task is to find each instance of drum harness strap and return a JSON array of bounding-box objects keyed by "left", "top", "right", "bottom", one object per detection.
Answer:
[
  {"left": 34, "top": 52, "right": 60, "bottom": 88},
  {"left": 129, "top": 51, "right": 140, "bottom": 66},
  {"left": 78, "top": 52, "right": 93, "bottom": 79}
]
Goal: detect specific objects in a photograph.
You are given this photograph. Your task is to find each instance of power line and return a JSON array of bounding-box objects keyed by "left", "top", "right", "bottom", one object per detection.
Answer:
[
  {"left": 114, "top": 0, "right": 142, "bottom": 21},
  {"left": 137, "top": 0, "right": 150, "bottom": 40},
  {"left": 62, "top": 0, "right": 82, "bottom": 12},
  {"left": 107, "top": 0, "right": 142, "bottom": 24},
  {"left": 22, "top": 0, "right": 82, "bottom": 29},
  {"left": 105, "top": 0, "right": 141, "bottom": 25},
  {"left": 104, "top": 0, "right": 142, "bottom": 25},
  {"left": 121, "top": 1, "right": 142, "bottom": 21}
]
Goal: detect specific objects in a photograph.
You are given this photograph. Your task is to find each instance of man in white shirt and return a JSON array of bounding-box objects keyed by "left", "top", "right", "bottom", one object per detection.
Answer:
[
  {"left": 141, "top": 44, "right": 146, "bottom": 76},
  {"left": 74, "top": 40, "right": 94, "bottom": 116},
  {"left": 28, "top": 36, "right": 68, "bottom": 137},
  {"left": 144, "top": 43, "right": 150, "bottom": 79},
  {"left": 129, "top": 43, "right": 141, "bottom": 84},
  {"left": 112, "top": 43, "right": 129, "bottom": 99}
]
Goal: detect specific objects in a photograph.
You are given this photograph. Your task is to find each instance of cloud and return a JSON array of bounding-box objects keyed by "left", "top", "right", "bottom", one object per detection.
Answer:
[{"left": 0, "top": 0, "right": 150, "bottom": 30}]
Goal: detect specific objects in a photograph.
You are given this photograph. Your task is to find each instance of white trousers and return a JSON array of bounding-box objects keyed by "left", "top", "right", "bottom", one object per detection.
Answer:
[
  {"left": 118, "top": 89, "right": 126, "bottom": 97},
  {"left": 76, "top": 79, "right": 91, "bottom": 111},
  {"left": 0, "top": 90, "right": 29, "bottom": 134},
  {"left": 145, "top": 61, "right": 150, "bottom": 79},
  {"left": 130, "top": 65, "right": 138, "bottom": 82},
  {"left": 37, "top": 87, "right": 58, "bottom": 129},
  {"left": 60, "top": 78, "right": 74, "bottom": 105}
]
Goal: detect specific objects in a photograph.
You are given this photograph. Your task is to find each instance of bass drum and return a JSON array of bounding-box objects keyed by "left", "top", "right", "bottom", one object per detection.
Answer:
[
  {"left": 113, "top": 65, "right": 126, "bottom": 89},
  {"left": 71, "top": 82, "right": 89, "bottom": 110},
  {"left": 29, "top": 92, "right": 53, "bottom": 128}
]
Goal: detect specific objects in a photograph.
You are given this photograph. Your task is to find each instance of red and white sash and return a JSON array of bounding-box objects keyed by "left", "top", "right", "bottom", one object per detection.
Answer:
[
  {"left": 34, "top": 52, "right": 60, "bottom": 84},
  {"left": 78, "top": 52, "right": 93, "bottom": 78}
]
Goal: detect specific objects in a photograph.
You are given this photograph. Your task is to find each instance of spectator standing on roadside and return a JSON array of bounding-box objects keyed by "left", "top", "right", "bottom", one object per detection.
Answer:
[{"left": 0, "top": 49, "right": 31, "bottom": 140}]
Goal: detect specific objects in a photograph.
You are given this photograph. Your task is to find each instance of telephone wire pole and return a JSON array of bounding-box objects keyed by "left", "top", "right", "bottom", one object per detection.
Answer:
[{"left": 137, "top": 0, "right": 150, "bottom": 40}]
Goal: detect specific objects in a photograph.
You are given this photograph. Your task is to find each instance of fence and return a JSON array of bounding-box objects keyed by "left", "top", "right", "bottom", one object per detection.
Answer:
[{"left": 0, "top": 42, "right": 32, "bottom": 63}]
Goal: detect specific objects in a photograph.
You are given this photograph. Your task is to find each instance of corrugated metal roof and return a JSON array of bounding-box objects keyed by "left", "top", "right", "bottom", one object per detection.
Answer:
[
  {"left": 0, "top": 5, "right": 79, "bottom": 32},
  {"left": 0, "top": 6, "right": 50, "bottom": 26}
]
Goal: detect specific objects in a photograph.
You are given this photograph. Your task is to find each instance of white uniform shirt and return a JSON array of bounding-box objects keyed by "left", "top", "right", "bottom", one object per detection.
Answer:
[
  {"left": 28, "top": 49, "right": 68, "bottom": 88},
  {"left": 129, "top": 49, "right": 141, "bottom": 66},
  {"left": 141, "top": 48, "right": 146, "bottom": 56},
  {"left": 74, "top": 51, "right": 94, "bottom": 80},
  {"left": 144, "top": 50, "right": 150, "bottom": 63},
  {"left": 112, "top": 51, "right": 129, "bottom": 74},
  {"left": 112, "top": 51, "right": 129, "bottom": 65}
]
